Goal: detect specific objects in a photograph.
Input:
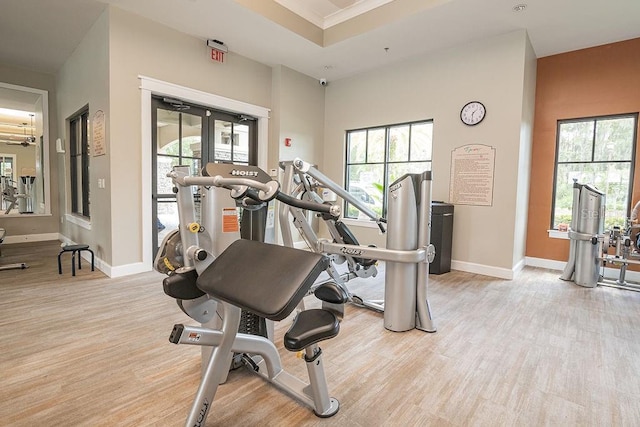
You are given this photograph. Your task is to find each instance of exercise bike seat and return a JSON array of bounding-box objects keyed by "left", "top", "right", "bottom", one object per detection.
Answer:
[{"left": 197, "top": 239, "right": 329, "bottom": 321}]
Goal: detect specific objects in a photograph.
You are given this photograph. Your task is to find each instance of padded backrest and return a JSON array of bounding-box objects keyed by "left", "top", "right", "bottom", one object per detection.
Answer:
[
  {"left": 334, "top": 221, "right": 359, "bottom": 246},
  {"left": 196, "top": 239, "right": 329, "bottom": 321}
]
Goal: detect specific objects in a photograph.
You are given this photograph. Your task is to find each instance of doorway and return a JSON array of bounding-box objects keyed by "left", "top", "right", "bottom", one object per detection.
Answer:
[{"left": 151, "top": 96, "right": 257, "bottom": 255}]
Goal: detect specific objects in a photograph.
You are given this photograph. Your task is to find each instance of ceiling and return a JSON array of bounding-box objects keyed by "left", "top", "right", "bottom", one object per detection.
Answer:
[
  {"left": 272, "top": 0, "right": 395, "bottom": 29},
  {"left": 0, "top": 0, "right": 638, "bottom": 83}
]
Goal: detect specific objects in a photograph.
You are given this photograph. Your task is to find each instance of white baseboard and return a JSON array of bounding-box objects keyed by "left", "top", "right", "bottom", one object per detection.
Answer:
[
  {"left": 513, "top": 258, "right": 526, "bottom": 276},
  {"left": 60, "top": 235, "right": 153, "bottom": 278},
  {"left": 524, "top": 256, "right": 566, "bottom": 271},
  {"left": 3, "top": 232, "right": 60, "bottom": 244},
  {"left": 108, "top": 262, "right": 152, "bottom": 278},
  {"left": 68, "top": 256, "right": 150, "bottom": 279},
  {"left": 450, "top": 260, "right": 517, "bottom": 280}
]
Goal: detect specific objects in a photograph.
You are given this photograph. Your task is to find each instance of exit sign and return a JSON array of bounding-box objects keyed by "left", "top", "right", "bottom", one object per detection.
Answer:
[{"left": 211, "top": 49, "right": 225, "bottom": 63}]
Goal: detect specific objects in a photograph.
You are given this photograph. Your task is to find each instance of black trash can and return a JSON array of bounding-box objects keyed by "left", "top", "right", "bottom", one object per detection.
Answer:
[{"left": 430, "top": 202, "right": 454, "bottom": 274}]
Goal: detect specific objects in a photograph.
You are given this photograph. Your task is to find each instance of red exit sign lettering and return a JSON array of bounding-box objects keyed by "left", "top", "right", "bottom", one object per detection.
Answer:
[{"left": 211, "top": 49, "right": 225, "bottom": 63}]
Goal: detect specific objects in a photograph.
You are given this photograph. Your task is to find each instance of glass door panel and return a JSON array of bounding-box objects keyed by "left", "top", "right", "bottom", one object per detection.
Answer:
[
  {"left": 233, "top": 123, "right": 250, "bottom": 164},
  {"left": 152, "top": 97, "right": 257, "bottom": 257},
  {"left": 212, "top": 118, "right": 253, "bottom": 165},
  {"left": 214, "top": 119, "right": 233, "bottom": 163},
  {"left": 152, "top": 98, "right": 207, "bottom": 254}
]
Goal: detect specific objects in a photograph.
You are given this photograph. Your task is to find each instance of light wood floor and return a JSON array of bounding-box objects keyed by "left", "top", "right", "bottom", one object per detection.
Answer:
[{"left": 1, "top": 240, "right": 640, "bottom": 426}]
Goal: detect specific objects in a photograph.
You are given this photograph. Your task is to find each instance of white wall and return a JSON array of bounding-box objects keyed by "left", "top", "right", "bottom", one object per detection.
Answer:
[
  {"left": 270, "top": 65, "right": 326, "bottom": 245},
  {"left": 56, "top": 10, "right": 111, "bottom": 260},
  {"left": 512, "top": 35, "right": 537, "bottom": 268},
  {"left": 106, "top": 6, "right": 273, "bottom": 271},
  {"left": 275, "top": 66, "right": 325, "bottom": 166},
  {"left": 323, "top": 30, "right": 534, "bottom": 278},
  {"left": 52, "top": 6, "right": 275, "bottom": 273}
]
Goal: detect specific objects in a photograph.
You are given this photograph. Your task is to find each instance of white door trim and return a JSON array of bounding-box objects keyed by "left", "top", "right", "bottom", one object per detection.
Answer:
[{"left": 139, "top": 75, "right": 270, "bottom": 270}]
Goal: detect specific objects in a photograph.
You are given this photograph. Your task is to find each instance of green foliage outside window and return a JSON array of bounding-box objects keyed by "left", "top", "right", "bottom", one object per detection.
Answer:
[
  {"left": 345, "top": 121, "right": 433, "bottom": 219},
  {"left": 552, "top": 115, "right": 637, "bottom": 230}
]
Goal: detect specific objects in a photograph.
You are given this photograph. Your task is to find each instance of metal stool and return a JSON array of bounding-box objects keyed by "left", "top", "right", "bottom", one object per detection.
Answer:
[{"left": 58, "top": 244, "right": 94, "bottom": 276}]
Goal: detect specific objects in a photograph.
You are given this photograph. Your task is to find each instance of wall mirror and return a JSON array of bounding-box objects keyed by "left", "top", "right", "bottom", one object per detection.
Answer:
[{"left": 0, "top": 82, "right": 50, "bottom": 216}]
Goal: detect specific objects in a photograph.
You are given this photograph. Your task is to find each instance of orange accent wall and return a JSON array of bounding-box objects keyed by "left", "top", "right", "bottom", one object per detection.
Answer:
[{"left": 526, "top": 38, "right": 640, "bottom": 261}]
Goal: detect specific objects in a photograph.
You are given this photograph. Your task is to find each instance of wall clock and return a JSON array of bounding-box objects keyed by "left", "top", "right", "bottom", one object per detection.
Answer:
[{"left": 460, "top": 101, "right": 486, "bottom": 126}]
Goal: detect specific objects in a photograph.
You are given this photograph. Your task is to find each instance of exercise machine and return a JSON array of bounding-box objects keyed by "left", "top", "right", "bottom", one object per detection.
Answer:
[
  {"left": 155, "top": 164, "right": 271, "bottom": 373},
  {"left": 1, "top": 176, "right": 32, "bottom": 214},
  {"left": 279, "top": 160, "right": 381, "bottom": 311},
  {"left": 279, "top": 158, "right": 436, "bottom": 333},
  {"left": 561, "top": 180, "right": 640, "bottom": 291},
  {"left": 597, "top": 222, "right": 640, "bottom": 291},
  {"left": 560, "top": 181, "right": 604, "bottom": 287},
  {"left": 18, "top": 176, "right": 35, "bottom": 213},
  {"left": 161, "top": 163, "right": 346, "bottom": 426},
  {"left": 0, "top": 228, "right": 29, "bottom": 271}
]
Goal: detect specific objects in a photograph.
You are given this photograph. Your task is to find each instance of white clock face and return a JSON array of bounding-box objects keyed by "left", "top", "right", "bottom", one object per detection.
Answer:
[{"left": 460, "top": 101, "right": 486, "bottom": 126}]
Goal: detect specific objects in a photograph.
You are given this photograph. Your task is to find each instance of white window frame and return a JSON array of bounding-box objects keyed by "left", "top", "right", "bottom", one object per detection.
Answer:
[
  {"left": 550, "top": 113, "right": 638, "bottom": 232},
  {"left": 344, "top": 120, "right": 433, "bottom": 220}
]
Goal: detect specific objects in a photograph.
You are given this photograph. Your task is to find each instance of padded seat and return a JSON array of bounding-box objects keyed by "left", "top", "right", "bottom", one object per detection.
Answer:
[
  {"left": 163, "top": 269, "right": 205, "bottom": 300},
  {"left": 284, "top": 309, "right": 340, "bottom": 352},
  {"left": 58, "top": 244, "right": 94, "bottom": 276}
]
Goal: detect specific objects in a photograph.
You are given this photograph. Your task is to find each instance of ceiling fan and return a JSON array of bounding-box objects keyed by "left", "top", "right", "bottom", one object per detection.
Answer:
[
  {"left": 4, "top": 138, "right": 36, "bottom": 147},
  {"left": 3, "top": 114, "right": 36, "bottom": 147}
]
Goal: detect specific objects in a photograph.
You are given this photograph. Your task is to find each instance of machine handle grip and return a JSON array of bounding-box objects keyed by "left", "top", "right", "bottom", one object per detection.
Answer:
[
  {"left": 180, "top": 175, "right": 278, "bottom": 198},
  {"left": 275, "top": 192, "right": 338, "bottom": 217},
  {"left": 219, "top": 177, "right": 281, "bottom": 202},
  {"left": 240, "top": 189, "right": 267, "bottom": 205},
  {"left": 211, "top": 176, "right": 272, "bottom": 193}
]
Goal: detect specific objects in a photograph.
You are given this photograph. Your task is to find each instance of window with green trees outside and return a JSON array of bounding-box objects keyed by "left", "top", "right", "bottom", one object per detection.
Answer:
[
  {"left": 345, "top": 120, "right": 433, "bottom": 219},
  {"left": 552, "top": 114, "right": 638, "bottom": 230}
]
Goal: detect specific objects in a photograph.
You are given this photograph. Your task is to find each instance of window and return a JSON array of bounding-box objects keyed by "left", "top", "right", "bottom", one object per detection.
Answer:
[
  {"left": 214, "top": 121, "right": 249, "bottom": 164},
  {"left": 552, "top": 114, "right": 638, "bottom": 230},
  {"left": 0, "top": 154, "right": 15, "bottom": 181},
  {"left": 345, "top": 120, "right": 433, "bottom": 219},
  {"left": 69, "top": 108, "right": 90, "bottom": 218},
  {"left": 221, "top": 132, "right": 240, "bottom": 146},
  {"left": 0, "top": 154, "right": 16, "bottom": 212}
]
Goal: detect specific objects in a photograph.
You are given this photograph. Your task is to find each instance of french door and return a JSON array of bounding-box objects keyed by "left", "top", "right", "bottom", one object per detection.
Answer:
[{"left": 151, "top": 96, "right": 257, "bottom": 255}]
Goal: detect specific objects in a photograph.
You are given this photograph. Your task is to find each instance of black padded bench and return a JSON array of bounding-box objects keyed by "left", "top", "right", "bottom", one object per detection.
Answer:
[
  {"left": 58, "top": 244, "right": 95, "bottom": 276},
  {"left": 196, "top": 239, "right": 343, "bottom": 351}
]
